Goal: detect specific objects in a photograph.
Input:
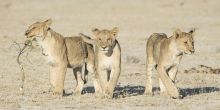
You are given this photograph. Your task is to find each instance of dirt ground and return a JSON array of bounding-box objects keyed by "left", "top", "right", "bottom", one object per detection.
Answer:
[{"left": 0, "top": 0, "right": 220, "bottom": 109}]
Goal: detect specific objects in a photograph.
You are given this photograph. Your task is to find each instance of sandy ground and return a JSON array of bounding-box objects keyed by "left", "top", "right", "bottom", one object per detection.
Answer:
[{"left": 0, "top": 0, "right": 220, "bottom": 109}]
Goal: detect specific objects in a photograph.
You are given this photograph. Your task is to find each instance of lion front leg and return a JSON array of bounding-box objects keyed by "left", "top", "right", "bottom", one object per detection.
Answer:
[
  {"left": 86, "top": 60, "right": 102, "bottom": 95},
  {"left": 159, "top": 78, "right": 166, "bottom": 94},
  {"left": 107, "top": 67, "right": 120, "bottom": 98},
  {"left": 159, "top": 66, "right": 178, "bottom": 94},
  {"left": 49, "top": 64, "right": 67, "bottom": 96},
  {"left": 158, "top": 65, "right": 180, "bottom": 99},
  {"left": 168, "top": 66, "right": 178, "bottom": 82},
  {"left": 92, "top": 73, "right": 102, "bottom": 93},
  {"left": 97, "top": 69, "right": 109, "bottom": 97}
]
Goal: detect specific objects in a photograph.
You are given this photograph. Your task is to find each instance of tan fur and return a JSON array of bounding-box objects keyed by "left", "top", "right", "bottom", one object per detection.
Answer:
[
  {"left": 25, "top": 19, "right": 95, "bottom": 95},
  {"left": 145, "top": 29, "right": 195, "bottom": 98},
  {"left": 80, "top": 27, "right": 121, "bottom": 98}
]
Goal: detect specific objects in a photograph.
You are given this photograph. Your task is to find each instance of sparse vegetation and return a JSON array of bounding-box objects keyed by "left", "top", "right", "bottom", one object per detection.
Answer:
[
  {"left": 126, "top": 56, "right": 140, "bottom": 64},
  {"left": 184, "top": 65, "right": 220, "bottom": 74}
]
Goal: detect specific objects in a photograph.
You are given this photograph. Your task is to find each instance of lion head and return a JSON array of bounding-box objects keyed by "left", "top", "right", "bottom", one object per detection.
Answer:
[
  {"left": 92, "top": 27, "right": 118, "bottom": 52},
  {"left": 173, "top": 29, "right": 195, "bottom": 54},
  {"left": 25, "top": 19, "right": 52, "bottom": 41}
]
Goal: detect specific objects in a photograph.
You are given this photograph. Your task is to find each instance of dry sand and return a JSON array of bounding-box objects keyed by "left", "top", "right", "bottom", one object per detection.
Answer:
[{"left": 0, "top": 0, "right": 220, "bottom": 109}]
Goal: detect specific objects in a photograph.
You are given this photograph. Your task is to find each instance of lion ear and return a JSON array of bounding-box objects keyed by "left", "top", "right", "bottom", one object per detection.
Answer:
[
  {"left": 111, "top": 27, "right": 119, "bottom": 37},
  {"left": 189, "top": 28, "right": 196, "bottom": 37},
  {"left": 173, "top": 28, "right": 182, "bottom": 39},
  {"left": 92, "top": 28, "right": 99, "bottom": 36},
  {"left": 44, "top": 19, "right": 52, "bottom": 29}
]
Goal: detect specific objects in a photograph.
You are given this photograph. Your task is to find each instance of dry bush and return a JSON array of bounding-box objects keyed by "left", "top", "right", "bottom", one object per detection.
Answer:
[{"left": 184, "top": 65, "right": 220, "bottom": 74}]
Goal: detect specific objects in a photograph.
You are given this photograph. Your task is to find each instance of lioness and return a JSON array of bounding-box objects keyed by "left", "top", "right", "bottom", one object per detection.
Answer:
[
  {"left": 145, "top": 29, "right": 195, "bottom": 98},
  {"left": 25, "top": 19, "right": 97, "bottom": 95},
  {"left": 80, "top": 27, "right": 121, "bottom": 98}
]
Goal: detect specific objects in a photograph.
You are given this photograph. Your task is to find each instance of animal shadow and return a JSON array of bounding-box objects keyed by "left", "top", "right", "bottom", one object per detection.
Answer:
[
  {"left": 84, "top": 86, "right": 159, "bottom": 98},
  {"left": 113, "top": 85, "right": 145, "bottom": 98},
  {"left": 180, "top": 87, "right": 220, "bottom": 97}
]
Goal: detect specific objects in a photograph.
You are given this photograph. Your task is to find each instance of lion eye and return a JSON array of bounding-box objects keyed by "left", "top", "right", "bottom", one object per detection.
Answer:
[
  {"left": 32, "top": 27, "right": 36, "bottom": 30},
  {"left": 107, "top": 38, "right": 111, "bottom": 41},
  {"left": 98, "top": 38, "right": 101, "bottom": 41},
  {"left": 184, "top": 41, "right": 187, "bottom": 44}
]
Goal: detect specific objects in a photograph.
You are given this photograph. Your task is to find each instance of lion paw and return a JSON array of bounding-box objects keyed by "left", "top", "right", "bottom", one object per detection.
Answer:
[
  {"left": 171, "top": 94, "right": 183, "bottom": 99},
  {"left": 144, "top": 90, "right": 153, "bottom": 96},
  {"left": 52, "top": 89, "right": 64, "bottom": 96},
  {"left": 73, "top": 90, "right": 82, "bottom": 96}
]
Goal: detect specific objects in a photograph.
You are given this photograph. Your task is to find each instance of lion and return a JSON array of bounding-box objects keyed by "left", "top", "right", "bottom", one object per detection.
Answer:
[
  {"left": 144, "top": 29, "right": 195, "bottom": 98},
  {"left": 79, "top": 27, "right": 121, "bottom": 98},
  {"left": 24, "top": 19, "right": 98, "bottom": 95}
]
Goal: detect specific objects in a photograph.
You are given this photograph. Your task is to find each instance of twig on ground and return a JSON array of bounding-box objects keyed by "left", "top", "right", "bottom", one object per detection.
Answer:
[
  {"left": 16, "top": 39, "right": 33, "bottom": 91},
  {"left": 9, "top": 38, "right": 33, "bottom": 91}
]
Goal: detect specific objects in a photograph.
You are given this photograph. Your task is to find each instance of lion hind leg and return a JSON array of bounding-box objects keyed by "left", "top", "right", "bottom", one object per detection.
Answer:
[
  {"left": 144, "top": 63, "right": 155, "bottom": 95},
  {"left": 73, "top": 67, "right": 84, "bottom": 95},
  {"left": 145, "top": 42, "right": 155, "bottom": 95}
]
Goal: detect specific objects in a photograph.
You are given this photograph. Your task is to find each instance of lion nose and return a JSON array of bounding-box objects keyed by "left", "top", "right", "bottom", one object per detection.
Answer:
[
  {"left": 102, "top": 46, "right": 107, "bottom": 49},
  {"left": 25, "top": 31, "right": 28, "bottom": 36}
]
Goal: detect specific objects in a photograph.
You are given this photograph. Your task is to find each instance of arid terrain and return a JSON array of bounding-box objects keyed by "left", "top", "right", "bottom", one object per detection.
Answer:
[{"left": 0, "top": 0, "right": 220, "bottom": 109}]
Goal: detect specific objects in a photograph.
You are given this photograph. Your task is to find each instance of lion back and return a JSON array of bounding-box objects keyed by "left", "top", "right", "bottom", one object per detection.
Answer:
[
  {"left": 146, "top": 33, "right": 167, "bottom": 62},
  {"left": 64, "top": 37, "right": 88, "bottom": 67}
]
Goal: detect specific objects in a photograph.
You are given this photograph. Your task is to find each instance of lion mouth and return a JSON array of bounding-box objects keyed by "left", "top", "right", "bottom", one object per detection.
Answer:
[
  {"left": 184, "top": 51, "right": 192, "bottom": 55},
  {"left": 100, "top": 48, "right": 109, "bottom": 51},
  {"left": 101, "top": 49, "right": 108, "bottom": 51}
]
